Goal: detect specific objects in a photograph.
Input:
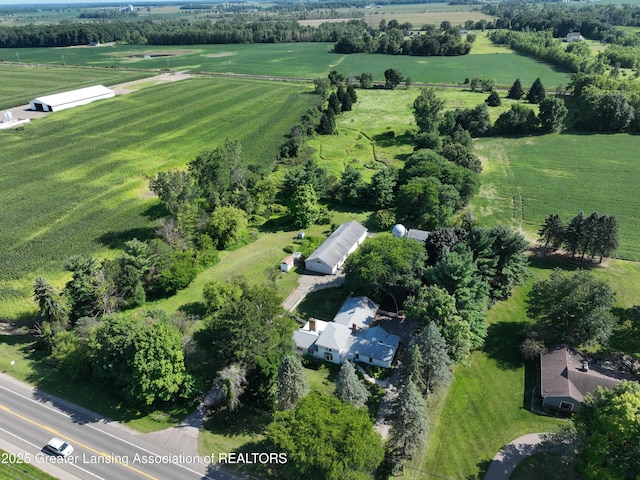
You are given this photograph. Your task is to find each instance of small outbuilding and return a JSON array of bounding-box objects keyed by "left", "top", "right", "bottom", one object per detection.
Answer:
[
  {"left": 29, "top": 85, "right": 115, "bottom": 112},
  {"left": 305, "top": 221, "right": 367, "bottom": 275},
  {"left": 280, "top": 256, "right": 294, "bottom": 272}
]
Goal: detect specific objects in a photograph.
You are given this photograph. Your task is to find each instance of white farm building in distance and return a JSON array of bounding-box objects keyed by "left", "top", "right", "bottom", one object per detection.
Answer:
[{"left": 29, "top": 85, "right": 115, "bottom": 112}]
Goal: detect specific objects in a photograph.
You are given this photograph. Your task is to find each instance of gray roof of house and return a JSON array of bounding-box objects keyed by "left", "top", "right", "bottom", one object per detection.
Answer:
[
  {"left": 293, "top": 330, "right": 319, "bottom": 351},
  {"left": 350, "top": 326, "right": 400, "bottom": 364},
  {"left": 333, "top": 296, "right": 379, "bottom": 330},
  {"left": 541, "top": 345, "right": 621, "bottom": 403},
  {"left": 306, "top": 221, "right": 367, "bottom": 269},
  {"left": 407, "top": 229, "right": 430, "bottom": 242},
  {"left": 314, "top": 323, "right": 352, "bottom": 352}
]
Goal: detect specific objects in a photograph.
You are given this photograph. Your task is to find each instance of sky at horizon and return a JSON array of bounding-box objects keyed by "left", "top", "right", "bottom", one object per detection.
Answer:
[{"left": 0, "top": 0, "right": 180, "bottom": 5}]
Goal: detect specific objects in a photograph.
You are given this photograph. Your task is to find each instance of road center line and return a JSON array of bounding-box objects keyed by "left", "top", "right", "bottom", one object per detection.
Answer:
[{"left": 0, "top": 404, "right": 158, "bottom": 480}]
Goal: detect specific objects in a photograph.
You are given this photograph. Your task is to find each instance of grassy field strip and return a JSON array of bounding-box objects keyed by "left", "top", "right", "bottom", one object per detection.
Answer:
[
  {"left": 0, "top": 77, "right": 315, "bottom": 320},
  {"left": 471, "top": 134, "right": 640, "bottom": 260},
  {"left": 5, "top": 37, "right": 572, "bottom": 86}
]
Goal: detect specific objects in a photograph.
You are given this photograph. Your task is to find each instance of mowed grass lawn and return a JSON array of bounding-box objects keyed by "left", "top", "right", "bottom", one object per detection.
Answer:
[
  {"left": 8, "top": 34, "right": 571, "bottom": 87},
  {"left": 470, "top": 134, "right": 640, "bottom": 261},
  {"left": 0, "top": 76, "right": 316, "bottom": 320},
  {"left": 0, "top": 65, "right": 153, "bottom": 109}
]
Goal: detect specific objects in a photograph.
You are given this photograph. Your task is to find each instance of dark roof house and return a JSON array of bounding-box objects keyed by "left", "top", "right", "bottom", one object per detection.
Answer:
[{"left": 540, "top": 345, "right": 621, "bottom": 413}]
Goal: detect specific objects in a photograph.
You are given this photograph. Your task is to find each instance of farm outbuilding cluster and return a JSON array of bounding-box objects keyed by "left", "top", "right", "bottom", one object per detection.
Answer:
[{"left": 29, "top": 85, "right": 115, "bottom": 112}]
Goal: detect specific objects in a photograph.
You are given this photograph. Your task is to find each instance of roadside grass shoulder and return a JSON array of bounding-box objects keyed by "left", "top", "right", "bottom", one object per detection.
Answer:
[{"left": 0, "top": 449, "right": 57, "bottom": 480}]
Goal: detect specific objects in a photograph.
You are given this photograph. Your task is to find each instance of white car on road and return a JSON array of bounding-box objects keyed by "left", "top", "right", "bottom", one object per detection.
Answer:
[{"left": 46, "top": 437, "right": 74, "bottom": 457}]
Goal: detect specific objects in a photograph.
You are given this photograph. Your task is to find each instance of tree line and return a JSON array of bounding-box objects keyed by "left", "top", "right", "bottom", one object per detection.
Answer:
[
  {"left": 538, "top": 211, "right": 619, "bottom": 262},
  {"left": 333, "top": 20, "right": 474, "bottom": 56}
]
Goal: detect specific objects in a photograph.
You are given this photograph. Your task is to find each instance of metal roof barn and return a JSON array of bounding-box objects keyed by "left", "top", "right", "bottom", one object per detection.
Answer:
[{"left": 29, "top": 85, "right": 115, "bottom": 112}]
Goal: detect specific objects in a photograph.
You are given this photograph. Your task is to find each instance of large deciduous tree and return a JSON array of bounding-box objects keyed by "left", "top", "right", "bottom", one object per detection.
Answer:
[
  {"left": 343, "top": 234, "right": 427, "bottom": 310},
  {"left": 413, "top": 87, "right": 445, "bottom": 133},
  {"left": 149, "top": 170, "right": 200, "bottom": 217},
  {"left": 267, "top": 392, "right": 384, "bottom": 480},
  {"left": 526, "top": 269, "right": 616, "bottom": 346},
  {"left": 538, "top": 97, "right": 568, "bottom": 133},
  {"left": 89, "top": 312, "right": 188, "bottom": 406},
  {"left": 206, "top": 206, "right": 248, "bottom": 250},
  {"left": 188, "top": 139, "right": 247, "bottom": 210},
  {"left": 574, "top": 381, "right": 640, "bottom": 479},
  {"left": 405, "top": 285, "right": 472, "bottom": 362},
  {"left": 384, "top": 68, "right": 404, "bottom": 89}
]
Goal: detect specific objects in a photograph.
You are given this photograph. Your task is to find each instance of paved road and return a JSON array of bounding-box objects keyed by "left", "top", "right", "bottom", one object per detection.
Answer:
[
  {"left": 484, "top": 433, "right": 546, "bottom": 480},
  {"left": 0, "top": 372, "right": 243, "bottom": 480}
]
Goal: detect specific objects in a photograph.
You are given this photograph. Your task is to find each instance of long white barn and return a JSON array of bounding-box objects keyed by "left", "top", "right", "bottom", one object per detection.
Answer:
[
  {"left": 305, "top": 221, "right": 367, "bottom": 275},
  {"left": 29, "top": 85, "right": 115, "bottom": 112}
]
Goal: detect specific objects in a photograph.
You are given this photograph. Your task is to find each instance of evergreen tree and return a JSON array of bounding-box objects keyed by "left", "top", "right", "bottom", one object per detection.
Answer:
[
  {"left": 335, "top": 360, "right": 369, "bottom": 408},
  {"left": 347, "top": 84, "right": 357, "bottom": 104},
  {"left": 564, "top": 212, "right": 586, "bottom": 258},
  {"left": 579, "top": 212, "right": 600, "bottom": 260},
  {"left": 328, "top": 91, "right": 341, "bottom": 115},
  {"left": 593, "top": 214, "right": 619, "bottom": 262},
  {"left": 485, "top": 90, "right": 501, "bottom": 107},
  {"left": 277, "top": 355, "right": 310, "bottom": 410},
  {"left": 526, "top": 77, "right": 546, "bottom": 104},
  {"left": 416, "top": 321, "right": 453, "bottom": 393},
  {"left": 538, "top": 214, "right": 565, "bottom": 252},
  {"left": 340, "top": 92, "right": 353, "bottom": 112},
  {"left": 63, "top": 256, "right": 101, "bottom": 322},
  {"left": 317, "top": 109, "right": 336, "bottom": 135},
  {"left": 33, "top": 277, "right": 67, "bottom": 323},
  {"left": 507, "top": 78, "right": 525, "bottom": 100},
  {"left": 413, "top": 87, "right": 446, "bottom": 133},
  {"left": 426, "top": 245, "right": 490, "bottom": 349},
  {"left": 403, "top": 344, "right": 427, "bottom": 393},
  {"left": 389, "top": 380, "right": 429, "bottom": 460}
]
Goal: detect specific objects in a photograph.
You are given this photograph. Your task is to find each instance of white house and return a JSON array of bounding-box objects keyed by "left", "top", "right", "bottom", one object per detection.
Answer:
[
  {"left": 305, "top": 221, "right": 367, "bottom": 275},
  {"left": 293, "top": 296, "right": 400, "bottom": 368},
  {"left": 29, "top": 85, "right": 115, "bottom": 112},
  {"left": 566, "top": 32, "right": 584, "bottom": 42}
]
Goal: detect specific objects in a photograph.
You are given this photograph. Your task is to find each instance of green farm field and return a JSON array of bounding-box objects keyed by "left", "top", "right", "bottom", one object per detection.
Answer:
[
  {"left": 4, "top": 35, "right": 571, "bottom": 87},
  {"left": 0, "top": 76, "right": 316, "bottom": 320},
  {"left": 469, "top": 134, "right": 640, "bottom": 261},
  {"left": 0, "top": 65, "right": 153, "bottom": 109}
]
